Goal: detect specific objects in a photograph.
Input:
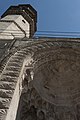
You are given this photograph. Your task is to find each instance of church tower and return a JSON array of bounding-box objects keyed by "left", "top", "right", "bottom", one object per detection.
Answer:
[
  {"left": 0, "top": 4, "right": 80, "bottom": 120},
  {"left": 0, "top": 4, "right": 37, "bottom": 39}
]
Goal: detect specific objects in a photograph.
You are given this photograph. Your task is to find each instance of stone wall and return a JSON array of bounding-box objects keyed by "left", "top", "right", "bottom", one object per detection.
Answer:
[{"left": 0, "top": 38, "right": 80, "bottom": 119}]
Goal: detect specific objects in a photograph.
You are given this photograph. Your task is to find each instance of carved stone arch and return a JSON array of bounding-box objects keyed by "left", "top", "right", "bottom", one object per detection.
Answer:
[
  {"left": 1, "top": 39, "right": 80, "bottom": 120},
  {"left": 0, "top": 47, "right": 34, "bottom": 120}
]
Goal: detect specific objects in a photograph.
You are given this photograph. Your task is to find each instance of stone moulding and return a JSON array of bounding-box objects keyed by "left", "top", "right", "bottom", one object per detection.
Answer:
[
  {"left": 0, "top": 48, "right": 32, "bottom": 120},
  {"left": 0, "top": 38, "right": 80, "bottom": 119}
]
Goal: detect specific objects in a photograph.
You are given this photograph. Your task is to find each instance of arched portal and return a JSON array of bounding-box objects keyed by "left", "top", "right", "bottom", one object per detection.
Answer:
[{"left": 1, "top": 39, "right": 80, "bottom": 120}]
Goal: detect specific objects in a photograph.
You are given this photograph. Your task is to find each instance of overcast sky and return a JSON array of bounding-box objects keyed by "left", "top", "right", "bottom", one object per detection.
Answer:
[{"left": 0, "top": 0, "right": 80, "bottom": 37}]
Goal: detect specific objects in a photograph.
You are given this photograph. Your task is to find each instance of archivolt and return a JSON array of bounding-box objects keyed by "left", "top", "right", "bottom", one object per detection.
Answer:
[{"left": 0, "top": 39, "right": 80, "bottom": 119}]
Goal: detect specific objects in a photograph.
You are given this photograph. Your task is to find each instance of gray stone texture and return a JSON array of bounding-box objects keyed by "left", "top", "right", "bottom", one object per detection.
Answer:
[{"left": 0, "top": 4, "right": 80, "bottom": 120}]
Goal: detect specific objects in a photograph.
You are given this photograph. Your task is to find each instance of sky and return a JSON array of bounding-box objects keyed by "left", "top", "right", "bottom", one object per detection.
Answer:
[{"left": 0, "top": 0, "right": 80, "bottom": 37}]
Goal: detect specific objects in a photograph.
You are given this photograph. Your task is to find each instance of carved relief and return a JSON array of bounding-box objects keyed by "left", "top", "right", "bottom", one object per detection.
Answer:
[
  {"left": 2, "top": 40, "right": 80, "bottom": 120},
  {"left": 12, "top": 46, "right": 80, "bottom": 120},
  {"left": 19, "top": 84, "right": 77, "bottom": 120},
  {"left": 33, "top": 49, "right": 80, "bottom": 106},
  {"left": 0, "top": 109, "right": 7, "bottom": 120}
]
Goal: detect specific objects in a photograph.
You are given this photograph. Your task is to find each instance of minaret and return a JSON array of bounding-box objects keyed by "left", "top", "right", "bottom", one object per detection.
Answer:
[{"left": 0, "top": 4, "right": 37, "bottom": 39}]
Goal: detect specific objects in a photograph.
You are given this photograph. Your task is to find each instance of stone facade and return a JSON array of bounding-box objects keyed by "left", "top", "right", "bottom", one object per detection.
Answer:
[
  {"left": 0, "top": 4, "right": 37, "bottom": 39},
  {"left": 0, "top": 38, "right": 80, "bottom": 120},
  {"left": 0, "top": 4, "right": 80, "bottom": 120}
]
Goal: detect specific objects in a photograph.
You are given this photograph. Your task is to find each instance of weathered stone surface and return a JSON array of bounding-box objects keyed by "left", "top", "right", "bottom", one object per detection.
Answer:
[
  {"left": 0, "top": 81, "right": 16, "bottom": 90},
  {"left": 11, "top": 56, "right": 24, "bottom": 61},
  {"left": 0, "top": 76, "right": 17, "bottom": 82},
  {"left": 0, "top": 98, "right": 11, "bottom": 109},
  {"left": 17, "top": 83, "right": 77, "bottom": 120},
  {"left": 3, "top": 71, "right": 19, "bottom": 77},
  {"left": 0, "top": 109, "right": 7, "bottom": 120},
  {"left": 33, "top": 48, "right": 80, "bottom": 106},
  {"left": 1, "top": 38, "right": 80, "bottom": 120},
  {"left": 7, "top": 62, "right": 22, "bottom": 68},
  {"left": 6, "top": 67, "right": 20, "bottom": 72},
  {"left": 0, "top": 40, "right": 12, "bottom": 61},
  {"left": 0, "top": 89, "right": 13, "bottom": 98}
]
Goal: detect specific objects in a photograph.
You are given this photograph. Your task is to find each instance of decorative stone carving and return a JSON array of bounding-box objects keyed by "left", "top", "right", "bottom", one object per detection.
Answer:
[
  {"left": 19, "top": 84, "right": 77, "bottom": 120},
  {"left": 1, "top": 39, "right": 80, "bottom": 120},
  {"left": 37, "top": 110, "right": 46, "bottom": 120},
  {"left": 33, "top": 49, "right": 80, "bottom": 106},
  {"left": 0, "top": 81, "right": 16, "bottom": 90},
  {"left": 0, "top": 109, "right": 7, "bottom": 120},
  {"left": 0, "top": 98, "right": 11, "bottom": 109},
  {"left": 0, "top": 90, "right": 13, "bottom": 98}
]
